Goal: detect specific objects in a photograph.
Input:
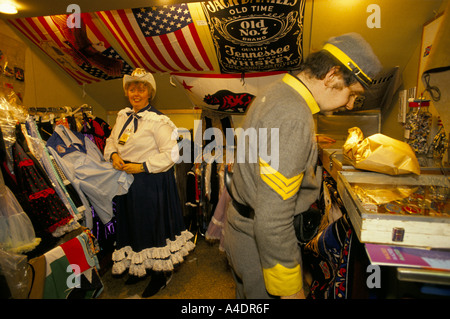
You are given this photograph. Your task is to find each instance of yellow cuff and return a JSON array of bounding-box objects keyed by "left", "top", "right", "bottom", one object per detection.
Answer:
[{"left": 262, "top": 263, "right": 302, "bottom": 296}]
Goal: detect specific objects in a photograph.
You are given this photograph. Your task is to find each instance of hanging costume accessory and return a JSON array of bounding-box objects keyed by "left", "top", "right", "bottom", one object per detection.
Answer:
[
  {"left": 321, "top": 33, "right": 382, "bottom": 87},
  {"left": 123, "top": 68, "right": 157, "bottom": 100}
]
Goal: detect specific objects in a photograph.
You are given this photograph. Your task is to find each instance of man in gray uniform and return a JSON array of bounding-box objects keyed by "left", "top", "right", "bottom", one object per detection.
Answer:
[{"left": 224, "top": 33, "right": 382, "bottom": 299}]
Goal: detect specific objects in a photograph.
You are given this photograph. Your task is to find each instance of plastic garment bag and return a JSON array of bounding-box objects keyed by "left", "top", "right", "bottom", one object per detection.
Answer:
[
  {"left": 0, "top": 96, "right": 27, "bottom": 172},
  {"left": 0, "top": 248, "right": 30, "bottom": 299}
]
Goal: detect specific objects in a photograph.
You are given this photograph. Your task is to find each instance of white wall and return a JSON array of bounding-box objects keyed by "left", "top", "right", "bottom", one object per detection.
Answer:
[{"left": 0, "top": 19, "right": 107, "bottom": 119}]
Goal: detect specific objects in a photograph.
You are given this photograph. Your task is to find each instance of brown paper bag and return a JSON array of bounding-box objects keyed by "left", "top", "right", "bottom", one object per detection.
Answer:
[{"left": 343, "top": 127, "right": 420, "bottom": 175}]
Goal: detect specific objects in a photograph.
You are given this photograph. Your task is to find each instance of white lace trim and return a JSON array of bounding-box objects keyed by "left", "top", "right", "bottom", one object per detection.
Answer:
[
  {"left": 111, "top": 230, "right": 195, "bottom": 277},
  {"left": 51, "top": 219, "right": 81, "bottom": 237}
]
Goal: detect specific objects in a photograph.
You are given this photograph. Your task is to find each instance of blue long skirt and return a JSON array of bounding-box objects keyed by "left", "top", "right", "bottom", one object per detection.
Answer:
[{"left": 112, "top": 168, "right": 195, "bottom": 276}]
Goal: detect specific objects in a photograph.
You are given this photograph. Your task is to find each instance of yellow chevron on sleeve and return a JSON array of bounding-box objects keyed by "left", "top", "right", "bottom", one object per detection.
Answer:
[
  {"left": 263, "top": 263, "right": 303, "bottom": 296},
  {"left": 259, "top": 157, "right": 304, "bottom": 200}
]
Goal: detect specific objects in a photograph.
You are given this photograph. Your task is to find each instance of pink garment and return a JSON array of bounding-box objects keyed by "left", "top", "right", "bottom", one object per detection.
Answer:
[{"left": 205, "top": 186, "right": 231, "bottom": 251}]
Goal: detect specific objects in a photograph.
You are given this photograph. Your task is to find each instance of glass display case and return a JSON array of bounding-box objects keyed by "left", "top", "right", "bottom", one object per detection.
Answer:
[{"left": 336, "top": 171, "right": 450, "bottom": 248}]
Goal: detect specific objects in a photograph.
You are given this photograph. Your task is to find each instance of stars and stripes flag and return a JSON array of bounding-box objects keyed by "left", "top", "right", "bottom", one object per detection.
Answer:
[
  {"left": 8, "top": 13, "right": 133, "bottom": 85},
  {"left": 95, "top": 3, "right": 218, "bottom": 73}
]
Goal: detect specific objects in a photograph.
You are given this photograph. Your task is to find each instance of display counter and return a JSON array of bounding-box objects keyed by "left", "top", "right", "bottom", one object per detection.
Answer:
[
  {"left": 318, "top": 140, "right": 450, "bottom": 295},
  {"left": 337, "top": 170, "right": 450, "bottom": 248},
  {"left": 318, "top": 139, "right": 352, "bottom": 181}
]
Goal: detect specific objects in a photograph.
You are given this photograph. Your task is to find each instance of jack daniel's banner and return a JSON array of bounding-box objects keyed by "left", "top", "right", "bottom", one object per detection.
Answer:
[{"left": 201, "top": 0, "right": 305, "bottom": 73}]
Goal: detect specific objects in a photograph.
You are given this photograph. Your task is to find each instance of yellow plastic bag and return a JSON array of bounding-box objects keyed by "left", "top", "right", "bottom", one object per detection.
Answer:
[{"left": 343, "top": 127, "right": 420, "bottom": 175}]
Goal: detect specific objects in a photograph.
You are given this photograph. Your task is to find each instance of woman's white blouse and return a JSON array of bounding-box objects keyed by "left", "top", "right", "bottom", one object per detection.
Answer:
[{"left": 104, "top": 107, "right": 180, "bottom": 173}]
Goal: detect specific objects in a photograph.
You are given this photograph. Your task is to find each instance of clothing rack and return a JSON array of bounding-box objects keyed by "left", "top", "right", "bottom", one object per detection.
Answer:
[
  {"left": 27, "top": 104, "right": 93, "bottom": 115},
  {"left": 28, "top": 106, "right": 71, "bottom": 114},
  {"left": 70, "top": 104, "right": 93, "bottom": 115}
]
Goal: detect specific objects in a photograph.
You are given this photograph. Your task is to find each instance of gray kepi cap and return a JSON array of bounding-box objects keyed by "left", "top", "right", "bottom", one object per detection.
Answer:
[{"left": 322, "top": 33, "right": 382, "bottom": 87}]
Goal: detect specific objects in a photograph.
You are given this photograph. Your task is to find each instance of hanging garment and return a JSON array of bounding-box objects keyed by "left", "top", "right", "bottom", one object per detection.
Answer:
[
  {"left": 205, "top": 186, "right": 231, "bottom": 251},
  {"left": 185, "top": 167, "right": 198, "bottom": 208},
  {"left": 47, "top": 125, "right": 133, "bottom": 228},
  {"left": 0, "top": 129, "right": 50, "bottom": 250},
  {"left": 174, "top": 161, "right": 191, "bottom": 218},
  {"left": 36, "top": 120, "right": 54, "bottom": 141},
  {"left": 42, "top": 229, "right": 103, "bottom": 299},
  {"left": 28, "top": 255, "right": 46, "bottom": 299},
  {"left": 201, "top": 109, "right": 234, "bottom": 149},
  {"left": 55, "top": 117, "right": 70, "bottom": 129},
  {"left": 42, "top": 246, "right": 71, "bottom": 298},
  {"left": 11, "top": 141, "right": 76, "bottom": 236},
  {"left": 303, "top": 217, "right": 352, "bottom": 299},
  {"left": 184, "top": 164, "right": 205, "bottom": 233},
  {"left": 184, "top": 167, "right": 198, "bottom": 231},
  {"left": 63, "top": 115, "right": 116, "bottom": 245},
  {"left": 49, "top": 154, "right": 85, "bottom": 220},
  {"left": 90, "top": 204, "right": 117, "bottom": 253},
  {"left": 205, "top": 162, "right": 220, "bottom": 218},
  {"left": 0, "top": 169, "right": 41, "bottom": 254},
  {"left": 22, "top": 120, "right": 85, "bottom": 222},
  {"left": 80, "top": 114, "right": 111, "bottom": 154},
  {"left": 205, "top": 163, "right": 229, "bottom": 250}
]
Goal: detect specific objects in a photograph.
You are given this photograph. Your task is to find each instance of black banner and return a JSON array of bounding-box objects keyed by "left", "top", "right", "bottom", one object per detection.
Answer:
[{"left": 202, "top": 0, "right": 305, "bottom": 73}]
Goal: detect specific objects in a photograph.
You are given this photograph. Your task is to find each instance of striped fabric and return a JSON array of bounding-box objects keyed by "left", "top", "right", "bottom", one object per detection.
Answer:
[
  {"left": 9, "top": 13, "right": 133, "bottom": 84},
  {"left": 95, "top": 3, "right": 217, "bottom": 73},
  {"left": 8, "top": 3, "right": 305, "bottom": 85}
]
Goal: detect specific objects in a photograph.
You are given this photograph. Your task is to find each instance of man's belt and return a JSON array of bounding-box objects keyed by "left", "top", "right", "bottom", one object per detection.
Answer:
[
  {"left": 231, "top": 198, "right": 255, "bottom": 219},
  {"left": 225, "top": 167, "right": 322, "bottom": 244},
  {"left": 225, "top": 169, "right": 255, "bottom": 219}
]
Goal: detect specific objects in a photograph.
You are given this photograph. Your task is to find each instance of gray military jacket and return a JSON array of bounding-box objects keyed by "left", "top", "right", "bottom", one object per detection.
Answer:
[{"left": 229, "top": 73, "right": 322, "bottom": 296}]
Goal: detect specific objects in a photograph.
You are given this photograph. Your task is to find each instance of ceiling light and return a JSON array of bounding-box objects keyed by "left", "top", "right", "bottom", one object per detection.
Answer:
[{"left": 0, "top": 2, "right": 18, "bottom": 14}]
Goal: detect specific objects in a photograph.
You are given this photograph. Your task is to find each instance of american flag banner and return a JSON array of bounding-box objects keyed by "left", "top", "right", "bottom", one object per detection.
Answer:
[
  {"left": 172, "top": 71, "right": 287, "bottom": 114},
  {"left": 8, "top": 13, "right": 133, "bottom": 85},
  {"left": 96, "top": 3, "right": 219, "bottom": 73}
]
